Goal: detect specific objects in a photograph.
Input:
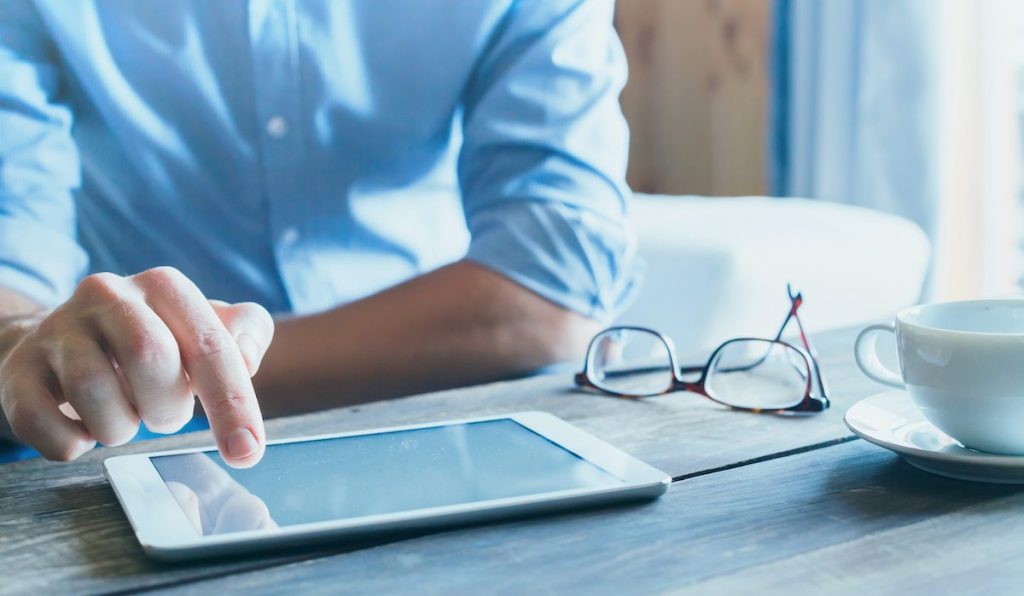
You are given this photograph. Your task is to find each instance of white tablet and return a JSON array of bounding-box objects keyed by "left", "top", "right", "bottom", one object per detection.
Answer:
[{"left": 104, "top": 411, "right": 670, "bottom": 560}]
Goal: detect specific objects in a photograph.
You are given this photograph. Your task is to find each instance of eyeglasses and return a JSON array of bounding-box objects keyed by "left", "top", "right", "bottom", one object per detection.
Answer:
[{"left": 574, "top": 285, "right": 830, "bottom": 414}]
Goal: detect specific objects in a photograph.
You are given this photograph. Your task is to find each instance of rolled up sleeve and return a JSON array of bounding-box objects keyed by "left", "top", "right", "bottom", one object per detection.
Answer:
[
  {"left": 459, "top": 0, "right": 638, "bottom": 322},
  {"left": 0, "top": 1, "right": 87, "bottom": 307}
]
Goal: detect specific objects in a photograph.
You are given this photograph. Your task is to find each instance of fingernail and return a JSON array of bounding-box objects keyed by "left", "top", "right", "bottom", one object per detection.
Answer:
[
  {"left": 235, "top": 333, "right": 260, "bottom": 376},
  {"left": 226, "top": 428, "right": 259, "bottom": 460}
]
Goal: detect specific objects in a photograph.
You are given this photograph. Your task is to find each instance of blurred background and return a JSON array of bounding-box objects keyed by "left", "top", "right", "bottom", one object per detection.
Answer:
[{"left": 614, "top": 0, "right": 1024, "bottom": 302}]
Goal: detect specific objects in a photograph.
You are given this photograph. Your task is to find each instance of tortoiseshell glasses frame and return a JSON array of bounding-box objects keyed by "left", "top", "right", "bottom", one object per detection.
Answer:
[{"left": 574, "top": 285, "right": 830, "bottom": 414}]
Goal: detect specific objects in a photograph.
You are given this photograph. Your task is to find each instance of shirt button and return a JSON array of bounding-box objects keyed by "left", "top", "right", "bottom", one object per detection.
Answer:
[
  {"left": 266, "top": 116, "right": 289, "bottom": 139},
  {"left": 281, "top": 227, "right": 300, "bottom": 246}
]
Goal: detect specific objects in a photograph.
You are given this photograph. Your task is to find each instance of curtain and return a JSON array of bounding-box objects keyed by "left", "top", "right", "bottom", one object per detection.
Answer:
[{"left": 770, "top": 0, "right": 945, "bottom": 239}]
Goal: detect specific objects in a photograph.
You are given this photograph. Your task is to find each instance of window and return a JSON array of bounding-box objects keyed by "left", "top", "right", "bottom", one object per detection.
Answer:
[{"left": 937, "top": 0, "right": 1024, "bottom": 299}]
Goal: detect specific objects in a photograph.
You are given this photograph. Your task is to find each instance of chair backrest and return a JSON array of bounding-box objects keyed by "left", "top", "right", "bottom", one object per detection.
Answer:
[{"left": 616, "top": 194, "right": 930, "bottom": 356}]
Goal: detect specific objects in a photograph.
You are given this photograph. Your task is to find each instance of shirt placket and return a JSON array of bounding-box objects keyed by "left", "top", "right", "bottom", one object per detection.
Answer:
[{"left": 248, "top": 0, "right": 317, "bottom": 312}]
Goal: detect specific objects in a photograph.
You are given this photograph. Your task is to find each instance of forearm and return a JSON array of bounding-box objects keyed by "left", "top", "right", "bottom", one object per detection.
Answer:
[{"left": 254, "top": 261, "right": 600, "bottom": 417}]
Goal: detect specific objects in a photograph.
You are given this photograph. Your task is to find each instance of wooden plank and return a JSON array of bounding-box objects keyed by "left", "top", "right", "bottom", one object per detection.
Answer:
[
  {"left": 0, "top": 326, "right": 885, "bottom": 593},
  {"left": 687, "top": 497, "right": 1024, "bottom": 595},
  {"left": 153, "top": 440, "right": 1024, "bottom": 595}
]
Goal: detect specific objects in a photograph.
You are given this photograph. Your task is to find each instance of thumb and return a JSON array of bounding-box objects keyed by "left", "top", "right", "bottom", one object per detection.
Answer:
[{"left": 208, "top": 300, "right": 275, "bottom": 377}]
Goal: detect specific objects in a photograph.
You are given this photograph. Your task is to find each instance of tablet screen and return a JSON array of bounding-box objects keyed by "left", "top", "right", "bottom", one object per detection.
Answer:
[{"left": 151, "top": 419, "right": 623, "bottom": 536}]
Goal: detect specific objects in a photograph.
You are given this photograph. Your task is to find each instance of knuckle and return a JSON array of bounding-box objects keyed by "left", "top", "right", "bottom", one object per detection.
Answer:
[
  {"left": 75, "top": 273, "right": 123, "bottom": 305},
  {"left": 141, "top": 401, "right": 193, "bottom": 434},
  {"left": 60, "top": 360, "right": 98, "bottom": 392},
  {"left": 206, "top": 390, "right": 247, "bottom": 420},
  {"left": 191, "top": 329, "right": 235, "bottom": 360},
  {"left": 126, "top": 324, "right": 177, "bottom": 367},
  {"left": 34, "top": 310, "right": 66, "bottom": 339},
  {"left": 105, "top": 300, "right": 177, "bottom": 365},
  {"left": 137, "top": 266, "right": 188, "bottom": 290}
]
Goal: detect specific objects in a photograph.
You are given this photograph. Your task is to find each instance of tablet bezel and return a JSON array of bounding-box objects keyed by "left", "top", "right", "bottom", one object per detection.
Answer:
[{"left": 103, "top": 411, "right": 670, "bottom": 560}]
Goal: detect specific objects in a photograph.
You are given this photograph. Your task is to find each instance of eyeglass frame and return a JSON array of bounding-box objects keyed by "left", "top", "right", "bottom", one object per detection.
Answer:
[{"left": 574, "top": 285, "right": 830, "bottom": 414}]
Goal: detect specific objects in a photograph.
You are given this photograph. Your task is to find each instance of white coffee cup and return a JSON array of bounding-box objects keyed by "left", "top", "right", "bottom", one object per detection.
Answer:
[{"left": 855, "top": 299, "right": 1024, "bottom": 455}]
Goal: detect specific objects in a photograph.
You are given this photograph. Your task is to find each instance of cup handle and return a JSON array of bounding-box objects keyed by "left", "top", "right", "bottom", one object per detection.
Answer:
[{"left": 854, "top": 323, "right": 905, "bottom": 388}]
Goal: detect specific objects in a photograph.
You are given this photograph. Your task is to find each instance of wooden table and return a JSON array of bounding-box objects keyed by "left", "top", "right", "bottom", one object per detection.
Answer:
[{"left": 4, "top": 326, "right": 1024, "bottom": 595}]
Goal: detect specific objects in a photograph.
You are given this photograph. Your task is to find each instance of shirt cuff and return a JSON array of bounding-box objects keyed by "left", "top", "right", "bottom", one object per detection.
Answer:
[
  {"left": 465, "top": 200, "right": 640, "bottom": 323},
  {"left": 0, "top": 216, "right": 87, "bottom": 308}
]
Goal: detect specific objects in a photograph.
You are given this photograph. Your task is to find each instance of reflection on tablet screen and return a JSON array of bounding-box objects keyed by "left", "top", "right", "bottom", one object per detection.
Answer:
[{"left": 151, "top": 419, "right": 623, "bottom": 535}]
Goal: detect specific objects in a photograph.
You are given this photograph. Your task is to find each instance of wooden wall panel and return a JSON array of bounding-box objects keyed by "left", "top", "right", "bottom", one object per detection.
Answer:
[{"left": 616, "top": 0, "right": 771, "bottom": 197}]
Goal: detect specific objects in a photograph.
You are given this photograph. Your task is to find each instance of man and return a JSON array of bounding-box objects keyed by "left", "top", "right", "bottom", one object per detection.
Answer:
[{"left": 0, "top": 1, "right": 635, "bottom": 467}]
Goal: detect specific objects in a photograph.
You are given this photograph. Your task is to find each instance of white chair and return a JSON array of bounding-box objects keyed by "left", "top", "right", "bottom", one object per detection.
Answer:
[{"left": 618, "top": 194, "right": 930, "bottom": 355}]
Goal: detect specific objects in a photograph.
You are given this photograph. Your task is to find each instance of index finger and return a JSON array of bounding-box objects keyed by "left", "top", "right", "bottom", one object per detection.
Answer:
[{"left": 134, "top": 268, "right": 265, "bottom": 467}]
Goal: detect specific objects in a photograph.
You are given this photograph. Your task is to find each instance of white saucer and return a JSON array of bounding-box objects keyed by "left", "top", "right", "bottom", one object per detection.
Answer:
[{"left": 844, "top": 391, "right": 1024, "bottom": 484}]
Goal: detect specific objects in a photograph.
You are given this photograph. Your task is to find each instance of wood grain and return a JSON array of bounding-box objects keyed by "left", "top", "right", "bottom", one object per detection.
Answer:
[
  {"left": 686, "top": 494, "right": 1024, "bottom": 595},
  {"left": 158, "top": 441, "right": 1024, "bottom": 595},
  {"left": 0, "top": 326, "right": 885, "bottom": 594},
  {"left": 617, "top": 0, "right": 771, "bottom": 196}
]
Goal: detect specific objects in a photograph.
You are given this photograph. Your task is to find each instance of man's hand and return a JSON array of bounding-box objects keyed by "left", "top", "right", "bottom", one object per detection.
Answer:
[{"left": 0, "top": 267, "right": 273, "bottom": 467}]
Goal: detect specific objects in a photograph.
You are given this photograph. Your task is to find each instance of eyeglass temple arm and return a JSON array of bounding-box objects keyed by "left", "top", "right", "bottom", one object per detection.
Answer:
[
  {"left": 782, "top": 286, "right": 831, "bottom": 403},
  {"left": 664, "top": 286, "right": 811, "bottom": 379},
  {"left": 786, "top": 296, "right": 827, "bottom": 403}
]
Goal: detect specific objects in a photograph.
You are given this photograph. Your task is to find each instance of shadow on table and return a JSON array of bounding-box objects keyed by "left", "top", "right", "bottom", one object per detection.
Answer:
[{"left": 823, "top": 444, "right": 1024, "bottom": 528}]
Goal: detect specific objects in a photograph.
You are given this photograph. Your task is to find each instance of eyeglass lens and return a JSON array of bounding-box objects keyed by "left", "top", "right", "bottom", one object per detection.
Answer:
[
  {"left": 704, "top": 340, "right": 809, "bottom": 410},
  {"left": 588, "top": 329, "right": 674, "bottom": 396}
]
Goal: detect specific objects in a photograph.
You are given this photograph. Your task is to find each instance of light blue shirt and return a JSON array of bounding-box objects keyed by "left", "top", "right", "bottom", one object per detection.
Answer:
[{"left": 0, "top": 0, "right": 636, "bottom": 320}]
